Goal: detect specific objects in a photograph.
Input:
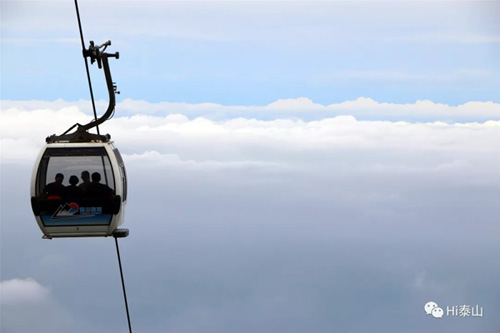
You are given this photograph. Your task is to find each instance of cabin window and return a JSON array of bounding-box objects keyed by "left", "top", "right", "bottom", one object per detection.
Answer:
[
  {"left": 113, "top": 148, "right": 127, "bottom": 202},
  {"left": 35, "top": 147, "right": 116, "bottom": 226},
  {"left": 36, "top": 147, "right": 115, "bottom": 196}
]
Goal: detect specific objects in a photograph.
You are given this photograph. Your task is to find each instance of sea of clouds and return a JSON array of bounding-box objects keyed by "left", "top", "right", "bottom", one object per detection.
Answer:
[{"left": 1, "top": 98, "right": 499, "bottom": 332}]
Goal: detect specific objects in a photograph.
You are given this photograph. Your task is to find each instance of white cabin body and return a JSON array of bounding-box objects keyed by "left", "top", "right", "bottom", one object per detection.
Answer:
[{"left": 31, "top": 141, "right": 127, "bottom": 238}]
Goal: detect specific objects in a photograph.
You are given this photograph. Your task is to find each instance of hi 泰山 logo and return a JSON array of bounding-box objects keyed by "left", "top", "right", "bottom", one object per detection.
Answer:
[{"left": 424, "top": 301, "right": 484, "bottom": 319}]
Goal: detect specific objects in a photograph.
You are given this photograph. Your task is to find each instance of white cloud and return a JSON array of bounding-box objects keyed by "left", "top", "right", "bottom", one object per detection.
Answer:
[
  {"left": 116, "top": 97, "right": 500, "bottom": 120},
  {"left": 266, "top": 97, "right": 325, "bottom": 111},
  {"left": 0, "top": 278, "right": 49, "bottom": 305},
  {"left": 125, "top": 151, "right": 290, "bottom": 172},
  {"left": 2, "top": 100, "right": 499, "bottom": 170},
  {"left": 2, "top": 97, "right": 499, "bottom": 122},
  {"left": 1, "top": 98, "right": 499, "bottom": 332}
]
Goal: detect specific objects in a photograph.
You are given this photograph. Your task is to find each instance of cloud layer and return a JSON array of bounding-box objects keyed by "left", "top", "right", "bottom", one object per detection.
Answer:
[
  {"left": 3, "top": 97, "right": 500, "bottom": 121},
  {"left": 1, "top": 99, "right": 499, "bottom": 332}
]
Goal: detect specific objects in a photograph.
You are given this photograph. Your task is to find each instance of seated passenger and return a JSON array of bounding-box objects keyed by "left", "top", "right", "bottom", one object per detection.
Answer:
[
  {"left": 79, "top": 170, "right": 91, "bottom": 191},
  {"left": 65, "top": 175, "right": 82, "bottom": 203},
  {"left": 43, "top": 173, "right": 66, "bottom": 200},
  {"left": 87, "top": 172, "right": 114, "bottom": 199}
]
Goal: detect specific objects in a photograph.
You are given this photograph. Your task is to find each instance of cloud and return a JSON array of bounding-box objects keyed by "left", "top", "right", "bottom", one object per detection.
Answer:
[
  {"left": 2, "top": 101, "right": 499, "bottom": 169},
  {"left": 1, "top": 99, "right": 499, "bottom": 332},
  {"left": 2, "top": 97, "right": 499, "bottom": 122},
  {"left": 125, "top": 151, "right": 290, "bottom": 173},
  {"left": 2, "top": 99, "right": 499, "bottom": 206},
  {"left": 0, "top": 278, "right": 49, "bottom": 305},
  {"left": 0, "top": 278, "right": 94, "bottom": 333}
]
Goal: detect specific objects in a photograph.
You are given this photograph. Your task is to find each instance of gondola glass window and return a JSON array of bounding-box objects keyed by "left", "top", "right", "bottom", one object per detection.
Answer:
[
  {"left": 113, "top": 148, "right": 127, "bottom": 202},
  {"left": 34, "top": 147, "right": 116, "bottom": 226}
]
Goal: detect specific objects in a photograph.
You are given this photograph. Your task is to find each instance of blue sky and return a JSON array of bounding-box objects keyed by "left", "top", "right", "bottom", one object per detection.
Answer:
[
  {"left": 1, "top": 1, "right": 500, "bottom": 333},
  {"left": 2, "top": 1, "right": 499, "bottom": 105}
]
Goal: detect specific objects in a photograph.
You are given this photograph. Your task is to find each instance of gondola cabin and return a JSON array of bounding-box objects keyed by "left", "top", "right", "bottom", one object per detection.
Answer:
[{"left": 31, "top": 141, "right": 127, "bottom": 238}]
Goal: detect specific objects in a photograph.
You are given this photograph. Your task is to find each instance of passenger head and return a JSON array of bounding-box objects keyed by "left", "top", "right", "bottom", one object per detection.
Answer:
[
  {"left": 91, "top": 172, "right": 101, "bottom": 183},
  {"left": 81, "top": 171, "right": 90, "bottom": 183},
  {"left": 69, "top": 175, "right": 79, "bottom": 186},
  {"left": 55, "top": 173, "right": 64, "bottom": 184}
]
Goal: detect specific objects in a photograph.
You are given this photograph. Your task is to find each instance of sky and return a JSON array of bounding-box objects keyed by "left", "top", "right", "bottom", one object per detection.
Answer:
[{"left": 1, "top": 1, "right": 500, "bottom": 333}]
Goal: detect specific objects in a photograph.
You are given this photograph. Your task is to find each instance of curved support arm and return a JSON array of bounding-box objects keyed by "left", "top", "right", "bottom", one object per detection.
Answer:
[
  {"left": 79, "top": 52, "right": 119, "bottom": 132},
  {"left": 47, "top": 41, "right": 120, "bottom": 143}
]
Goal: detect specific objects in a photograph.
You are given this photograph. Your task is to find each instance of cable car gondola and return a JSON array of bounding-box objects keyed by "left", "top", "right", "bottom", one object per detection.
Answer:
[
  {"left": 30, "top": 40, "right": 127, "bottom": 239},
  {"left": 31, "top": 4, "right": 133, "bottom": 331}
]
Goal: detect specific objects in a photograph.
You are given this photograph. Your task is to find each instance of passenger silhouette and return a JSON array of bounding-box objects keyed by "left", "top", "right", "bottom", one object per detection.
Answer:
[
  {"left": 43, "top": 173, "right": 66, "bottom": 200},
  {"left": 65, "top": 175, "right": 82, "bottom": 203},
  {"left": 87, "top": 172, "right": 114, "bottom": 198},
  {"left": 79, "top": 170, "right": 91, "bottom": 191}
]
